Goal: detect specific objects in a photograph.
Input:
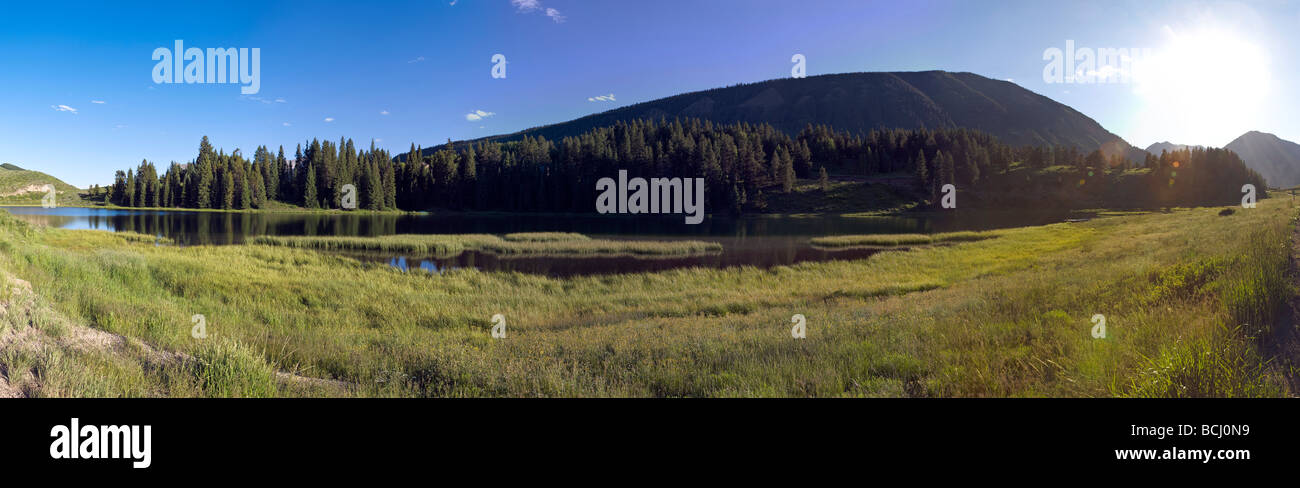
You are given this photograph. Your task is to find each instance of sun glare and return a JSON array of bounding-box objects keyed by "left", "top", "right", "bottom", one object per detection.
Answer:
[{"left": 1133, "top": 26, "right": 1272, "bottom": 145}]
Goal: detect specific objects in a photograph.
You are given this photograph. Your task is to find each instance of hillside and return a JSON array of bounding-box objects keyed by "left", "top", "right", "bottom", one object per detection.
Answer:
[
  {"left": 1225, "top": 131, "right": 1300, "bottom": 189},
  {"left": 0, "top": 164, "right": 81, "bottom": 205},
  {"left": 416, "top": 71, "right": 1146, "bottom": 163}
]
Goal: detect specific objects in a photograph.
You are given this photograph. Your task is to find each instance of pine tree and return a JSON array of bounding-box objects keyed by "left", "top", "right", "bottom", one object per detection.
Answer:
[
  {"left": 962, "top": 152, "right": 980, "bottom": 185},
  {"left": 134, "top": 160, "right": 147, "bottom": 207},
  {"left": 288, "top": 144, "right": 303, "bottom": 204},
  {"left": 382, "top": 157, "right": 397, "bottom": 210},
  {"left": 271, "top": 146, "right": 286, "bottom": 202},
  {"left": 195, "top": 161, "right": 213, "bottom": 209},
  {"left": 363, "top": 160, "right": 381, "bottom": 210},
  {"left": 795, "top": 140, "right": 813, "bottom": 177},
  {"left": 458, "top": 147, "right": 476, "bottom": 209},
  {"left": 914, "top": 149, "right": 928, "bottom": 188},
  {"left": 303, "top": 163, "right": 318, "bottom": 208},
  {"left": 932, "top": 150, "right": 946, "bottom": 203},
  {"left": 250, "top": 170, "right": 266, "bottom": 208},
  {"left": 124, "top": 169, "right": 136, "bottom": 207},
  {"left": 236, "top": 167, "right": 251, "bottom": 209},
  {"left": 781, "top": 149, "right": 796, "bottom": 194},
  {"left": 219, "top": 162, "right": 235, "bottom": 209},
  {"left": 941, "top": 151, "right": 955, "bottom": 185},
  {"left": 818, "top": 166, "right": 830, "bottom": 193}
]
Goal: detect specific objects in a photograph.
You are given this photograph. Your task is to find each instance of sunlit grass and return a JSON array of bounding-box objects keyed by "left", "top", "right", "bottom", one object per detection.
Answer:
[
  {"left": 502, "top": 232, "right": 590, "bottom": 242},
  {"left": 0, "top": 198, "right": 1294, "bottom": 397},
  {"left": 810, "top": 231, "right": 995, "bottom": 247}
]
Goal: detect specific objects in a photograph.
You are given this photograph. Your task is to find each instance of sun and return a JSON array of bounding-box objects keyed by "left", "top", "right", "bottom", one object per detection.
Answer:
[{"left": 1132, "top": 25, "right": 1272, "bottom": 145}]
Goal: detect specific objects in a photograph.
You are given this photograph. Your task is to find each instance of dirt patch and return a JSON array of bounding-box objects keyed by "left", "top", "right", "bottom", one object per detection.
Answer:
[
  {"left": 0, "top": 272, "right": 350, "bottom": 396},
  {"left": 0, "top": 374, "right": 22, "bottom": 398},
  {"left": 0, "top": 184, "right": 52, "bottom": 198}
]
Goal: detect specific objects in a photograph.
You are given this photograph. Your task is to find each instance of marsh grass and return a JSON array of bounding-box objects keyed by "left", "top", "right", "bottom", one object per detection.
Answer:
[
  {"left": 251, "top": 233, "right": 721, "bottom": 256},
  {"left": 0, "top": 199, "right": 1294, "bottom": 397},
  {"left": 810, "top": 231, "right": 995, "bottom": 248},
  {"left": 502, "top": 232, "right": 590, "bottom": 242}
]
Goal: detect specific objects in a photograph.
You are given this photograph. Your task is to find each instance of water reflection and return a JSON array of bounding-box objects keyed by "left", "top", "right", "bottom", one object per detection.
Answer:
[
  {"left": 2, "top": 206, "right": 1080, "bottom": 277},
  {"left": 371, "top": 243, "right": 887, "bottom": 278}
]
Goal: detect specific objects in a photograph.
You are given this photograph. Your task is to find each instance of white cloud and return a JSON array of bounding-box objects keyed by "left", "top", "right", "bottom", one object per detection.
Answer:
[
  {"left": 465, "top": 110, "right": 495, "bottom": 121},
  {"left": 374, "top": 138, "right": 383, "bottom": 143},
  {"left": 242, "top": 95, "right": 286, "bottom": 105},
  {"left": 380, "top": 110, "right": 390, "bottom": 115},
  {"left": 91, "top": 100, "right": 105, "bottom": 104},
  {"left": 512, "top": 0, "right": 540, "bottom": 12},
  {"left": 324, "top": 117, "right": 335, "bottom": 122},
  {"left": 51, "top": 104, "right": 77, "bottom": 114},
  {"left": 588, "top": 93, "right": 616, "bottom": 102},
  {"left": 407, "top": 56, "right": 426, "bottom": 64},
  {"left": 283, "top": 122, "right": 292, "bottom": 127},
  {"left": 512, "top": 1, "right": 565, "bottom": 23}
]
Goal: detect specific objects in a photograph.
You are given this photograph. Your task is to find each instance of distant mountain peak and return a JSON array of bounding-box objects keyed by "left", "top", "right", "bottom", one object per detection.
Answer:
[
  {"left": 1144, "top": 142, "right": 1204, "bottom": 154},
  {"left": 1226, "top": 131, "right": 1300, "bottom": 189}
]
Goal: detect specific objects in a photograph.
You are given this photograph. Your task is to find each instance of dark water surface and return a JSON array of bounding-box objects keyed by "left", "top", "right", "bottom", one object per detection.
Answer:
[{"left": 1, "top": 206, "right": 1079, "bottom": 276}]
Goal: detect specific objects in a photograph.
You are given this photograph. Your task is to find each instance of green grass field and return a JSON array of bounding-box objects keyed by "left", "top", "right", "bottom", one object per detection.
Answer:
[{"left": 0, "top": 197, "right": 1294, "bottom": 397}]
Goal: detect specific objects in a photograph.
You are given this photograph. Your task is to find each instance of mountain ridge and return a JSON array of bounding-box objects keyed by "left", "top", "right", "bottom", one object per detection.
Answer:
[{"left": 413, "top": 71, "right": 1146, "bottom": 163}]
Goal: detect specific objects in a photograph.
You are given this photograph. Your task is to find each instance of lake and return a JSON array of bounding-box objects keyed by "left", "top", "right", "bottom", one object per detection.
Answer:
[{"left": 0, "top": 206, "right": 1080, "bottom": 276}]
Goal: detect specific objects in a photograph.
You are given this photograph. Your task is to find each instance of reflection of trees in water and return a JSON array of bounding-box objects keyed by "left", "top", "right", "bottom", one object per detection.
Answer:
[
  {"left": 8, "top": 206, "right": 1074, "bottom": 251},
  {"left": 89, "top": 211, "right": 404, "bottom": 245}
]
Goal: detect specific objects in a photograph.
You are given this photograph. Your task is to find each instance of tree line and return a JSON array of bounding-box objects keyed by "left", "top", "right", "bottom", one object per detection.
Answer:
[{"left": 103, "top": 118, "right": 1265, "bottom": 213}]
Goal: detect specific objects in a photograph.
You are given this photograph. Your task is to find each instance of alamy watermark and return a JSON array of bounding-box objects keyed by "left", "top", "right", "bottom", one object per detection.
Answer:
[
  {"left": 152, "top": 40, "right": 260, "bottom": 94},
  {"left": 191, "top": 313, "right": 207, "bottom": 339},
  {"left": 1091, "top": 314, "right": 1106, "bottom": 339},
  {"left": 50, "top": 418, "right": 151, "bottom": 469},
  {"left": 595, "top": 170, "right": 705, "bottom": 224},
  {"left": 492, "top": 54, "right": 507, "bottom": 79},
  {"left": 341, "top": 183, "right": 357, "bottom": 210},
  {"left": 790, "top": 314, "right": 806, "bottom": 339},
  {"left": 40, "top": 184, "right": 56, "bottom": 208},
  {"left": 791, "top": 54, "right": 806, "bottom": 79},
  {"left": 1043, "top": 40, "right": 1152, "bottom": 84},
  {"left": 491, "top": 314, "right": 506, "bottom": 339}
]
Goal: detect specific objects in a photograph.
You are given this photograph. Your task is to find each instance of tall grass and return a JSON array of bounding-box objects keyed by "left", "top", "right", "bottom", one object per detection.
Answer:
[
  {"left": 0, "top": 200, "right": 1294, "bottom": 397},
  {"left": 251, "top": 233, "right": 722, "bottom": 256},
  {"left": 502, "top": 232, "right": 590, "bottom": 242},
  {"left": 810, "top": 231, "right": 995, "bottom": 248}
]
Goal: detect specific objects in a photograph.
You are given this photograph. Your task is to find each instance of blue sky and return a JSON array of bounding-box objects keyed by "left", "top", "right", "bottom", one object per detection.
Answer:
[{"left": 1, "top": 0, "right": 1297, "bottom": 188}]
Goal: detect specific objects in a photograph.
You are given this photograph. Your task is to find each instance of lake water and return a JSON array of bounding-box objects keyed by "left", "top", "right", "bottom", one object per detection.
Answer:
[{"left": 1, "top": 206, "right": 1080, "bottom": 277}]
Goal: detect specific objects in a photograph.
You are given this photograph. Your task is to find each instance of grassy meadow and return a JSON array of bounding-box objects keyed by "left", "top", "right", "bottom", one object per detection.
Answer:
[{"left": 0, "top": 197, "right": 1295, "bottom": 397}]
